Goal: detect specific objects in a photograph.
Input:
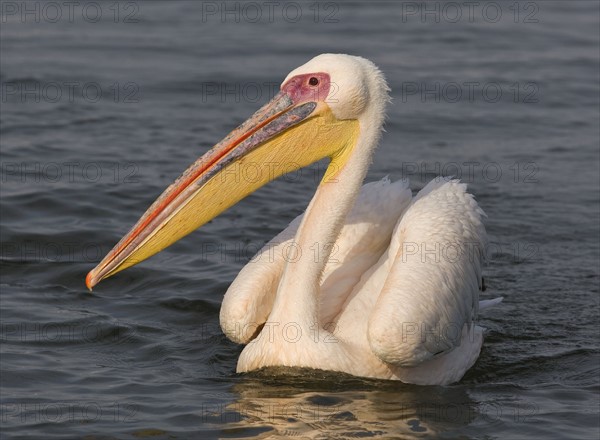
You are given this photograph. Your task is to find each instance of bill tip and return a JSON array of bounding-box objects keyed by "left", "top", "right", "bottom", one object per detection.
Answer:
[{"left": 85, "top": 271, "right": 94, "bottom": 292}]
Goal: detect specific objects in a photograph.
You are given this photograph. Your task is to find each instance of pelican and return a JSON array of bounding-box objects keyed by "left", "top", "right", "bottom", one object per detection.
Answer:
[{"left": 86, "top": 54, "right": 501, "bottom": 385}]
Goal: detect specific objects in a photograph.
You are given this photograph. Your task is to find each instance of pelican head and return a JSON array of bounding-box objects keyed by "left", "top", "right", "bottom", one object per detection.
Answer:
[{"left": 86, "top": 54, "right": 389, "bottom": 289}]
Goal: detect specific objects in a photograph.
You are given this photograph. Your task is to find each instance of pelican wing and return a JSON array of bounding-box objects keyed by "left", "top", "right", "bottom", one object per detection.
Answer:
[
  {"left": 219, "top": 215, "right": 301, "bottom": 343},
  {"left": 367, "top": 179, "right": 487, "bottom": 367}
]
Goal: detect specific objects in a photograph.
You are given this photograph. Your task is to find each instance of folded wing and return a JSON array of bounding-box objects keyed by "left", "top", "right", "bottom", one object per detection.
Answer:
[{"left": 368, "top": 179, "right": 487, "bottom": 367}]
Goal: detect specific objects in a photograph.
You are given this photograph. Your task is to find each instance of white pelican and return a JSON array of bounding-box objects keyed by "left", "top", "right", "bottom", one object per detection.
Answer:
[{"left": 86, "top": 54, "right": 501, "bottom": 385}]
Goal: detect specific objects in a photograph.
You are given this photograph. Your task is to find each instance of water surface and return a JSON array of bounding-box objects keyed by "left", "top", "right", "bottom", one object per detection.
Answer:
[{"left": 1, "top": 1, "right": 599, "bottom": 439}]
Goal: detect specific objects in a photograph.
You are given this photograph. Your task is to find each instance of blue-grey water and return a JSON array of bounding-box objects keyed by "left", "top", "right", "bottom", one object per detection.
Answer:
[{"left": 1, "top": 1, "right": 599, "bottom": 439}]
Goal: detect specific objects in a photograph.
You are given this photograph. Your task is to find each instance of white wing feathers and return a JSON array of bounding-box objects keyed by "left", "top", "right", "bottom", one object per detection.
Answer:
[
  {"left": 219, "top": 215, "right": 301, "bottom": 343},
  {"left": 367, "top": 179, "right": 488, "bottom": 366}
]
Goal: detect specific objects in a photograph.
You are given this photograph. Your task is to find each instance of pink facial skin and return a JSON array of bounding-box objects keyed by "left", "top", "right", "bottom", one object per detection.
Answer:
[{"left": 281, "top": 73, "right": 331, "bottom": 105}]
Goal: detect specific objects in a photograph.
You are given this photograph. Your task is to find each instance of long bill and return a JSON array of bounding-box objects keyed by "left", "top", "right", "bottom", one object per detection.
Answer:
[{"left": 86, "top": 91, "right": 360, "bottom": 290}]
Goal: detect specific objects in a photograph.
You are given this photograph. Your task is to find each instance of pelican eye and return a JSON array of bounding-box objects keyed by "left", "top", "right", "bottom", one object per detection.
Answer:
[{"left": 309, "top": 77, "right": 319, "bottom": 86}]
